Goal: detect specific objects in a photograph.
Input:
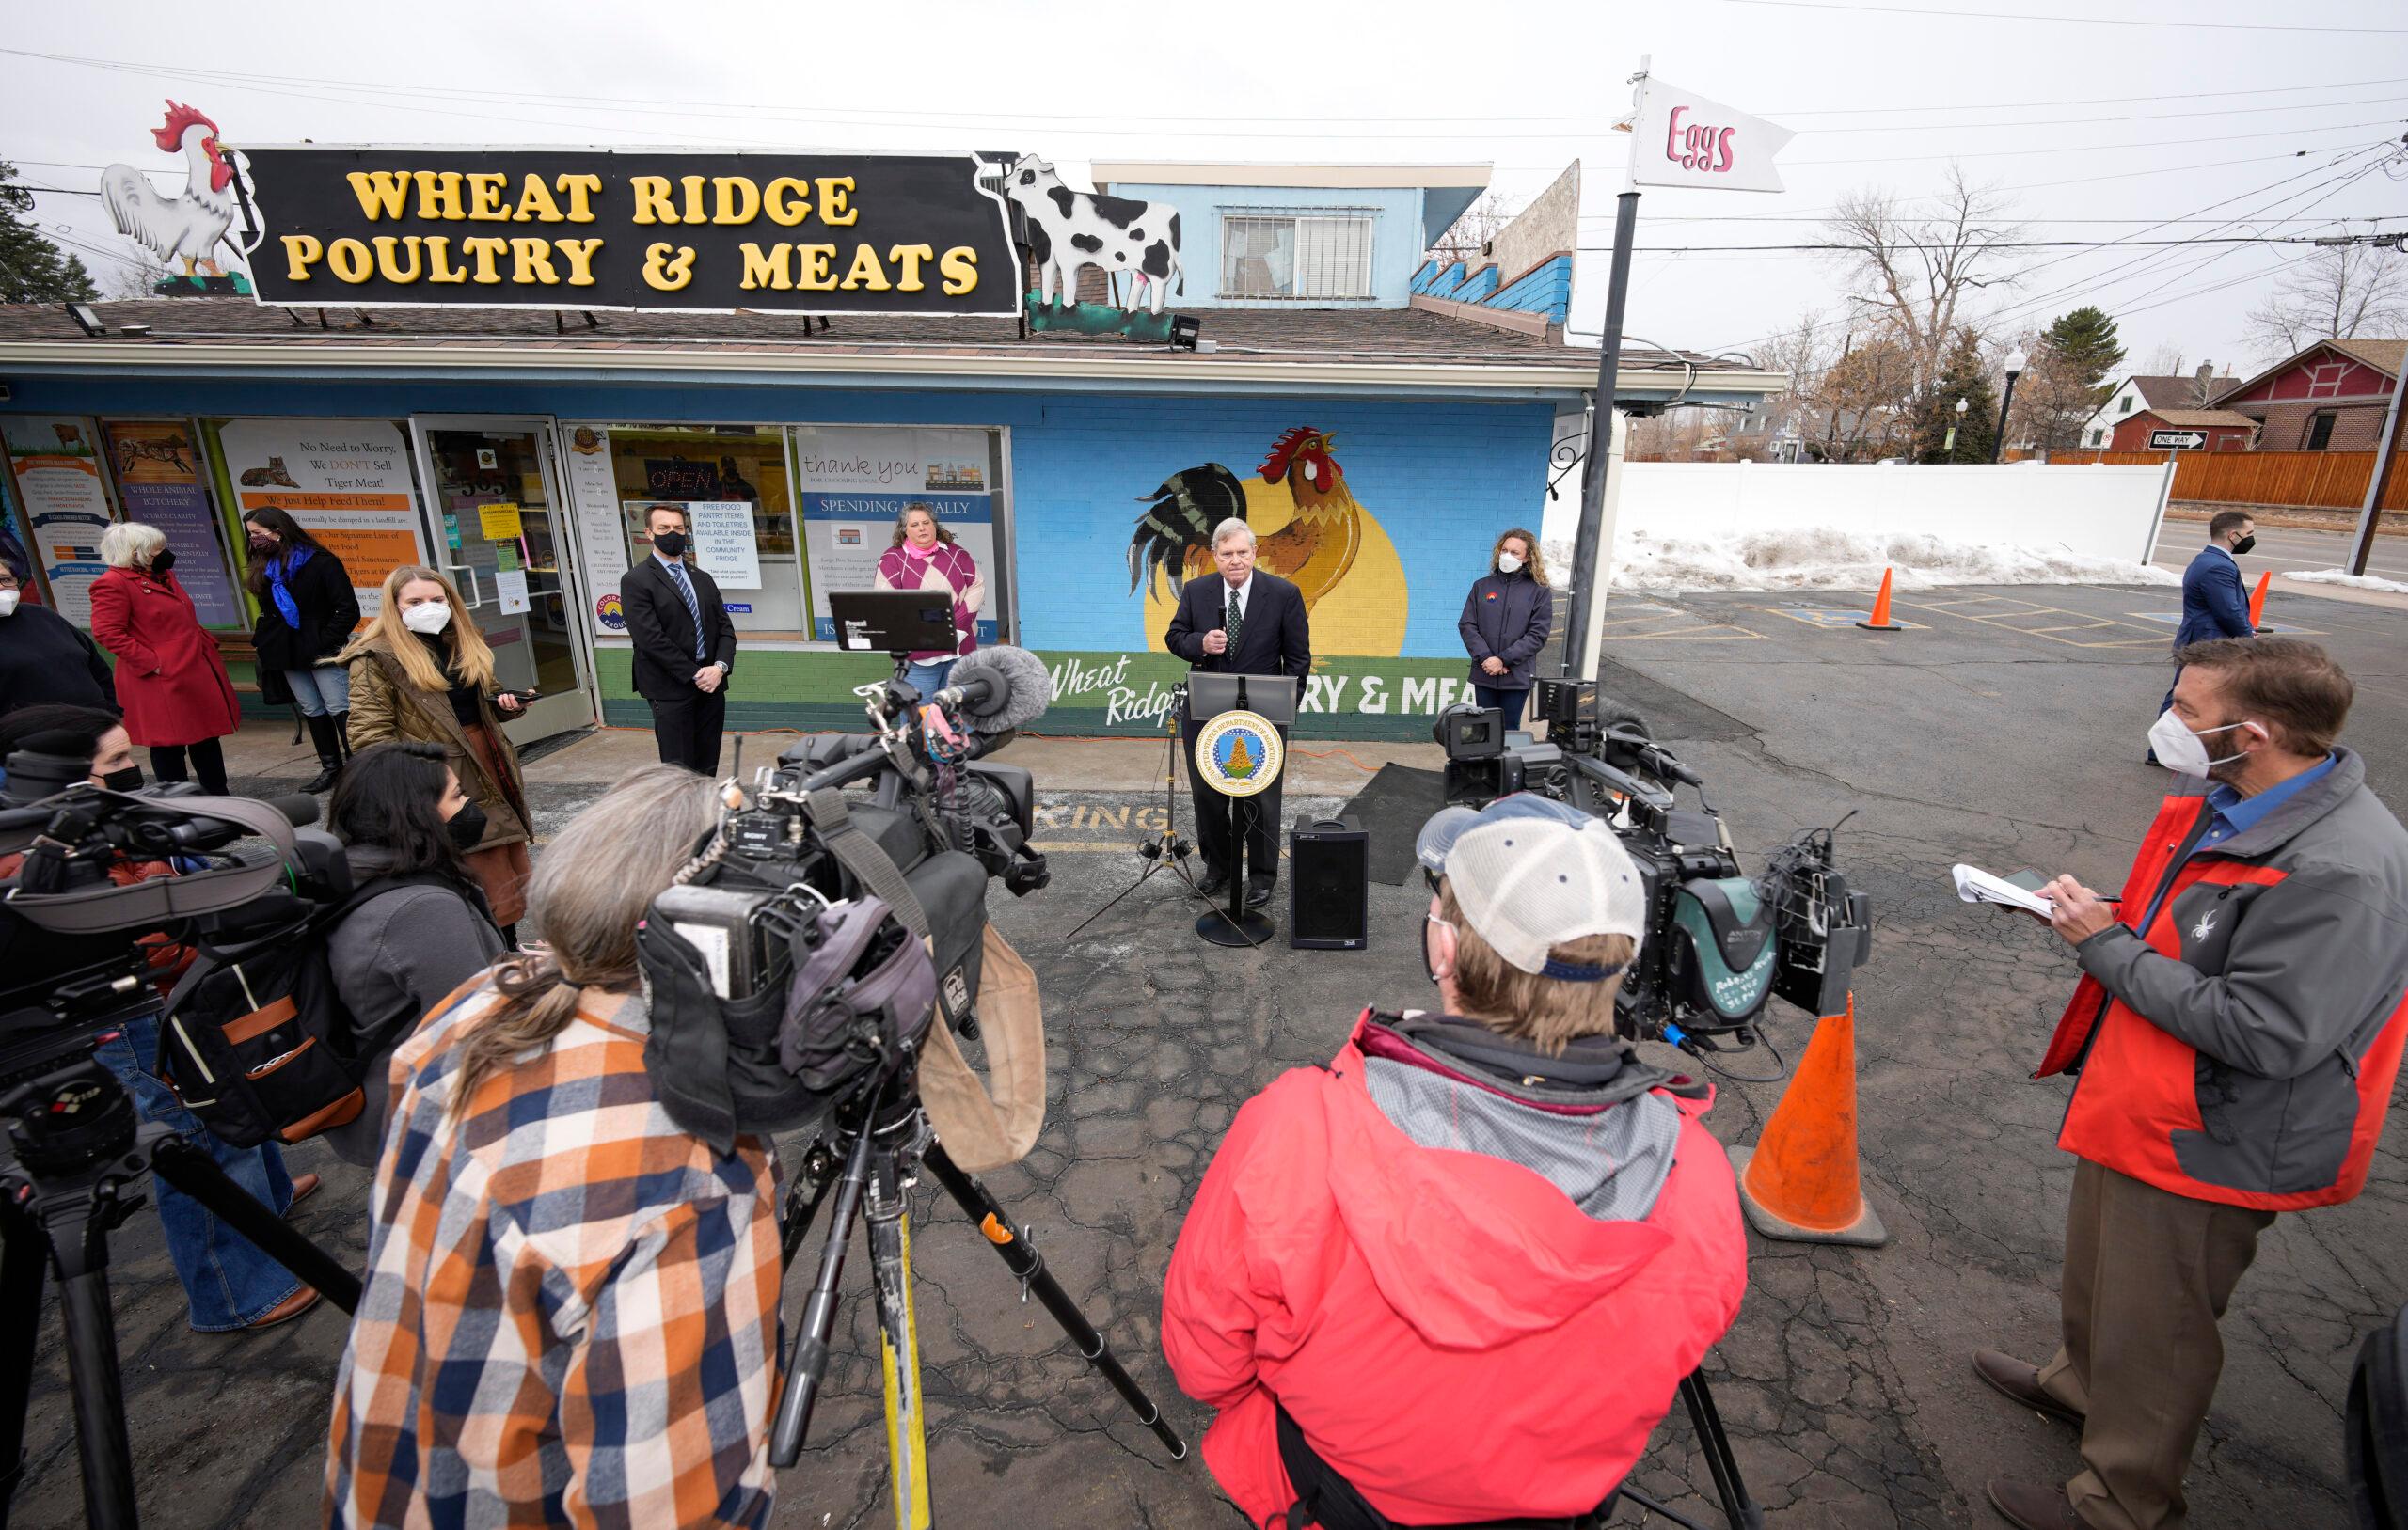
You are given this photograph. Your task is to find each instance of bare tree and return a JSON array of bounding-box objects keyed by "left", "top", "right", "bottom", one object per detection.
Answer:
[
  {"left": 103, "top": 247, "right": 173, "bottom": 299},
  {"left": 1425, "top": 191, "right": 1521, "bottom": 264},
  {"left": 1824, "top": 167, "right": 2026, "bottom": 413},
  {"left": 2244, "top": 244, "right": 2408, "bottom": 361},
  {"left": 2140, "top": 340, "right": 2186, "bottom": 377},
  {"left": 1816, "top": 327, "right": 1919, "bottom": 462}
]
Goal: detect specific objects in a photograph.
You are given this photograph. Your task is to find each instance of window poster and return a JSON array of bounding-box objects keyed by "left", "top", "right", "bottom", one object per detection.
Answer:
[
  {"left": 214, "top": 419, "right": 426, "bottom": 617},
  {"left": 794, "top": 426, "right": 998, "bottom": 644},
  {"left": 100, "top": 420, "right": 245, "bottom": 627},
  {"left": 560, "top": 423, "right": 631, "bottom": 634},
  {"left": 687, "top": 500, "right": 762, "bottom": 588},
  {"left": 1, "top": 416, "right": 117, "bottom": 627}
]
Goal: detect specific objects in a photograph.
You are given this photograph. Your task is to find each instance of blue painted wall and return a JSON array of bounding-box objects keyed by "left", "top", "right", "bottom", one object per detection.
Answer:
[
  {"left": 1096, "top": 183, "right": 1426, "bottom": 310},
  {"left": 1408, "top": 255, "right": 1573, "bottom": 326}
]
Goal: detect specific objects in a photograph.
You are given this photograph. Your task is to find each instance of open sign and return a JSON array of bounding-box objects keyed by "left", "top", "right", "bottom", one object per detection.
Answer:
[{"left": 1666, "top": 105, "right": 1735, "bottom": 175}]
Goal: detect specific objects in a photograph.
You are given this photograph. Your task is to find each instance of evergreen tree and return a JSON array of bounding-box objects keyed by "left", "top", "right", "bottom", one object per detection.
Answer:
[
  {"left": 0, "top": 163, "right": 101, "bottom": 305},
  {"left": 2038, "top": 306, "right": 2125, "bottom": 402},
  {"left": 1917, "top": 330, "right": 2000, "bottom": 463}
]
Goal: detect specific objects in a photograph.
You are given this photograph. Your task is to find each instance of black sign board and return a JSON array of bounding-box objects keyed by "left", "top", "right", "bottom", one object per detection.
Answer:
[
  {"left": 2147, "top": 429, "right": 2210, "bottom": 450},
  {"left": 229, "top": 147, "right": 1019, "bottom": 316}
]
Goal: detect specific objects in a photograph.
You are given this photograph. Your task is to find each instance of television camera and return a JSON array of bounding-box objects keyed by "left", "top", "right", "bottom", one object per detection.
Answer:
[{"left": 1435, "top": 678, "right": 1873, "bottom": 1064}]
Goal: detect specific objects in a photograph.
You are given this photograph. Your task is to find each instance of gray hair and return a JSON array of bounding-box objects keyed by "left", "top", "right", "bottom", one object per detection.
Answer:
[
  {"left": 445, "top": 764, "right": 721, "bottom": 1116},
  {"left": 1211, "top": 517, "right": 1255, "bottom": 552},
  {"left": 98, "top": 522, "right": 168, "bottom": 569}
]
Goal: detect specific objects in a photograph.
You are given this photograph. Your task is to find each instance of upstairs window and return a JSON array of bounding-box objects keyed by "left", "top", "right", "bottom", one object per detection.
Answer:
[
  {"left": 1220, "top": 212, "right": 1374, "bottom": 300},
  {"left": 2119, "top": 396, "right": 2134, "bottom": 414}
]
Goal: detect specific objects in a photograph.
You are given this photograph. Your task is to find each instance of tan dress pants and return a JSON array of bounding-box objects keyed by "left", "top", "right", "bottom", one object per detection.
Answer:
[{"left": 2035, "top": 1158, "right": 2275, "bottom": 1530}]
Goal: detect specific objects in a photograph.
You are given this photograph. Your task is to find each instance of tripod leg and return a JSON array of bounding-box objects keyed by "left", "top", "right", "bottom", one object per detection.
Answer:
[
  {"left": 769, "top": 1120, "right": 876, "bottom": 1468},
  {"left": 779, "top": 1145, "right": 838, "bottom": 1268},
  {"left": 864, "top": 1162, "right": 932, "bottom": 1530},
  {"left": 0, "top": 1204, "right": 53, "bottom": 1525},
  {"left": 1679, "top": 1369, "right": 1764, "bottom": 1530},
  {"left": 922, "top": 1146, "right": 1187, "bottom": 1459},
  {"left": 148, "top": 1139, "right": 361, "bottom": 1315},
  {"left": 34, "top": 1200, "right": 138, "bottom": 1530}
]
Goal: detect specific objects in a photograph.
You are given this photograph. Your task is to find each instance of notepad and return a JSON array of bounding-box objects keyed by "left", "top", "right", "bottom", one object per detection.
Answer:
[{"left": 1952, "top": 864, "right": 2055, "bottom": 918}]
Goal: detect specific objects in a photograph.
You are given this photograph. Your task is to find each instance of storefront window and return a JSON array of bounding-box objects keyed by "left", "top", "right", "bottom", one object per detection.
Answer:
[{"left": 601, "top": 427, "right": 802, "bottom": 635}]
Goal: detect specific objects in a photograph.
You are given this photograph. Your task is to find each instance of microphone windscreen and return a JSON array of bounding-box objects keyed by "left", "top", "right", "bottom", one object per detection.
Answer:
[
  {"left": 943, "top": 645, "right": 1053, "bottom": 735},
  {"left": 261, "top": 793, "right": 323, "bottom": 828}
]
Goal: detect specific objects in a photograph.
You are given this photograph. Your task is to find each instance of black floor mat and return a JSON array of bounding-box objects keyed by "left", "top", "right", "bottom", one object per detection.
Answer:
[{"left": 1335, "top": 763, "right": 1450, "bottom": 885}]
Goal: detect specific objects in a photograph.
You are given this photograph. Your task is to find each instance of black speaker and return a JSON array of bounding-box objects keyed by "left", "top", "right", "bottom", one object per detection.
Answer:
[{"left": 1290, "top": 816, "right": 1370, "bottom": 951}]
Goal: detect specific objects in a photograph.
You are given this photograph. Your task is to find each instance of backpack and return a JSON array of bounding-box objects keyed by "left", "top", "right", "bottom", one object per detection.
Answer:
[
  {"left": 155, "top": 873, "right": 456, "bottom": 1148},
  {"left": 2350, "top": 1301, "right": 2408, "bottom": 1530}
]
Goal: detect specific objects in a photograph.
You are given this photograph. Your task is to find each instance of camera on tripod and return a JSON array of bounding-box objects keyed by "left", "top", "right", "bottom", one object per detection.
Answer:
[{"left": 1435, "top": 678, "right": 1874, "bottom": 1059}]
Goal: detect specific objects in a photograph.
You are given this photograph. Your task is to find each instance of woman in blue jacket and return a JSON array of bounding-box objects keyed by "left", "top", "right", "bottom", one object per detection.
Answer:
[{"left": 1458, "top": 528, "right": 1554, "bottom": 730}]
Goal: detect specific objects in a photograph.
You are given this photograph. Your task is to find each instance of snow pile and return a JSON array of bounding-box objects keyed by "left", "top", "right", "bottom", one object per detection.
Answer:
[
  {"left": 1543, "top": 527, "right": 2177, "bottom": 592},
  {"left": 2285, "top": 568, "right": 2408, "bottom": 595}
]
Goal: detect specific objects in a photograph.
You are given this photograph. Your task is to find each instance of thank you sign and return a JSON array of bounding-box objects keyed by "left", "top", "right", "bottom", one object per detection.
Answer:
[
  {"left": 1630, "top": 79, "right": 1794, "bottom": 194},
  {"left": 230, "top": 147, "right": 1019, "bottom": 315}
]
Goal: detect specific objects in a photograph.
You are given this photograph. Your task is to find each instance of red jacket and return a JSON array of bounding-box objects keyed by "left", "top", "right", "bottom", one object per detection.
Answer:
[
  {"left": 88, "top": 566, "right": 240, "bottom": 748},
  {"left": 1162, "top": 1015, "right": 1748, "bottom": 1527}
]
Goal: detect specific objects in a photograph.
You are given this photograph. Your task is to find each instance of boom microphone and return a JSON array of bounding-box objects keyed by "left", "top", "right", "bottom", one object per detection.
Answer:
[{"left": 931, "top": 645, "right": 1054, "bottom": 736}]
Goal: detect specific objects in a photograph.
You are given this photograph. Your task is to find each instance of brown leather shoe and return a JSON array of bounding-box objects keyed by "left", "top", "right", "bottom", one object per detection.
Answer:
[
  {"left": 238, "top": 1286, "right": 321, "bottom": 1331},
  {"left": 1974, "top": 1349, "right": 2085, "bottom": 1427},
  {"left": 1986, "top": 1477, "right": 2083, "bottom": 1530},
  {"left": 284, "top": 1172, "right": 321, "bottom": 1215}
]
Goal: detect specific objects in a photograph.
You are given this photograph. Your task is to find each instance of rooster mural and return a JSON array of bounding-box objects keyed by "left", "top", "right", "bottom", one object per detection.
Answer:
[
  {"left": 1129, "top": 426, "right": 1409, "bottom": 655},
  {"left": 102, "top": 102, "right": 239, "bottom": 280}
]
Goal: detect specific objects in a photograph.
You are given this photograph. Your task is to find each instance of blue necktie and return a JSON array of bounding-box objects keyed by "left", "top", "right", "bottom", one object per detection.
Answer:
[{"left": 667, "top": 560, "right": 706, "bottom": 661}]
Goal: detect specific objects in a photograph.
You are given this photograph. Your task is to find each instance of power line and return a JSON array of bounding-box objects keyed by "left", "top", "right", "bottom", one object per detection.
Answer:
[
  {"left": 1791, "top": 118, "right": 2408, "bottom": 166},
  {"left": 1798, "top": 93, "right": 2408, "bottom": 134},
  {"left": 1763, "top": 76, "right": 2408, "bottom": 118},
  {"left": 1716, "top": 0, "right": 2408, "bottom": 33},
  {"left": 1607, "top": 234, "right": 2384, "bottom": 254}
]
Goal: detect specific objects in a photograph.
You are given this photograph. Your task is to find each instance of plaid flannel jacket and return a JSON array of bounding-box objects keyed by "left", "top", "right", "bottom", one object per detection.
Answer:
[{"left": 325, "top": 981, "right": 782, "bottom": 1529}]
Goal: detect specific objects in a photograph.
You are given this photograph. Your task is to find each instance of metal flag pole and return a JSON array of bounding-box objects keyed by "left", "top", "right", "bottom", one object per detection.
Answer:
[
  {"left": 1561, "top": 55, "right": 1651, "bottom": 689},
  {"left": 2348, "top": 363, "right": 2406, "bottom": 577}
]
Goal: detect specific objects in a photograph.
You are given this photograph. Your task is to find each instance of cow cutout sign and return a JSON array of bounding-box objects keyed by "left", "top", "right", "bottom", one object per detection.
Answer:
[{"left": 1002, "top": 156, "right": 1186, "bottom": 340}]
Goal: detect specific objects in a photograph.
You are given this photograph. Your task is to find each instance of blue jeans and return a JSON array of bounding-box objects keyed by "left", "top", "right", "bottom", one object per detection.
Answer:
[
  {"left": 1473, "top": 684, "right": 1529, "bottom": 732},
  {"left": 283, "top": 663, "right": 351, "bottom": 718},
  {"left": 905, "top": 658, "right": 957, "bottom": 702},
  {"left": 90, "top": 1013, "right": 303, "bottom": 1330}
]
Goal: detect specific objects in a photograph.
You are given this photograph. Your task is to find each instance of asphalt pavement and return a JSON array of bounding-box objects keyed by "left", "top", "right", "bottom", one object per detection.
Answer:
[
  {"left": 2152, "top": 511, "right": 2408, "bottom": 584},
  {"left": 10, "top": 578, "right": 2405, "bottom": 1529}
]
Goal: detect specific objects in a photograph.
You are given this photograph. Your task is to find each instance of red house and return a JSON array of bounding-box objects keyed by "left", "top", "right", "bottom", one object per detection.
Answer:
[
  {"left": 2210, "top": 338, "right": 2403, "bottom": 451},
  {"left": 2106, "top": 407, "right": 2256, "bottom": 453}
]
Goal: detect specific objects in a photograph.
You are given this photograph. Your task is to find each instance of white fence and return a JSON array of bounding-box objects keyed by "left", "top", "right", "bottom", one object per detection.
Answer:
[{"left": 1613, "top": 461, "right": 2178, "bottom": 565}]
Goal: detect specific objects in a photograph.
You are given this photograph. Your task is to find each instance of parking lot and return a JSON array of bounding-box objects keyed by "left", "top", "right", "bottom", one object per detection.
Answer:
[{"left": 12, "top": 578, "right": 2406, "bottom": 1529}]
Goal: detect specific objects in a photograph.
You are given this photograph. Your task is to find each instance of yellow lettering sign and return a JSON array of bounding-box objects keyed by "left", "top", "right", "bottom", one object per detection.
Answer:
[
  {"left": 344, "top": 171, "right": 411, "bottom": 222},
  {"left": 710, "top": 176, "right": 760, "bottom": 226},
  {"left": 629, "top": 176, "right": 676, "bottom": 226},
  {"left": 739, "top": 243, "right": 793, "bottom": 291},
  {"left": 326, "top": 239, "right": 373, "bottom": 283},
  {"left": 465, "top": 172, "right": 510, "bottom": 221},
  {"left": 462, "top": 236, "right": 510, "bottom": 284},
  {"left": 643, "top": 242, "right": 697, "bottom": 291},
  {"left": 278, "top": 234, "right": 323, "bottom": 282},
  {"left": 888, "top": 244, "right": 933, "bottom": 292},
  {"left": 423, "top": 235, "right": 469, "bottom": 284},
  {"left": 840, "top": 243, "right": 892, "bottom": 291},
  {"left": 372, "top": 234, "right": 423, "bottom": 283},
  {"left": 795, "top": 243, "right": 838, "bottom": 291},
  {"left": 939, "top": 245, "right": 978, "bottom": 296},
  {"left": 555, "top": 174, "right": 603, "bottom": 223},
  {"left": 508, "top": 238, "right": 561, "bottom": 284},
  {"left": 511, "top": 173, "right": 563, "bottom": 223},
  {"left": 763, "top": 177, "right": 812, "bottom": 228},
  {"left": 817, "top": 177, "right": 857, "bottom": 227},
  {"left": 412, "top": 170, "right": 467, "bottom": 221},
  {"left": 555, "top": 238, "right": 603, "bottom": 285}
]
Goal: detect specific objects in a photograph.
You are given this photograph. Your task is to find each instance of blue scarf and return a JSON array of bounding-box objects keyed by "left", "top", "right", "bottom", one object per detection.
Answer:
[{"left": 267, "top": 544, "right": 312, "bottom": 631}]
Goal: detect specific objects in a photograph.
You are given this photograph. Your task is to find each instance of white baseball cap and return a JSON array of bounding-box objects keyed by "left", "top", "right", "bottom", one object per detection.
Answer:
[{"left": 1415, "top": 795, "right": 1648, "bottom": 975}]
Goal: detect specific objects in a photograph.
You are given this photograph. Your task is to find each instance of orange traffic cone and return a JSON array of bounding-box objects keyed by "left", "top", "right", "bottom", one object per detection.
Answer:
[
  {"left": 2248, "top": 569, "right": 2272, "bottom": 630},
  {"left": 1729, "top": 995, "right": 1890, "bottom": 1247},
  {"left": 1855, "top": 568, "right": 1905, "bottom": 631}
]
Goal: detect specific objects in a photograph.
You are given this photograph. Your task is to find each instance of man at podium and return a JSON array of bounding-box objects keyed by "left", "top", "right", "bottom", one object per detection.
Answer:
[{"left": 1164, "top": 518, "right": 1312, "bottom": 908}]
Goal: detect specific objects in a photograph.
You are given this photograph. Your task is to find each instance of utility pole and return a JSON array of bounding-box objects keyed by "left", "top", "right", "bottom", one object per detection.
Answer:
[
  {"left": 1562, "top": 55, "right": 1649, "bottom": 686},
  {"left": 2348, "top": 361, "right": 2405, "bottom": 576}
]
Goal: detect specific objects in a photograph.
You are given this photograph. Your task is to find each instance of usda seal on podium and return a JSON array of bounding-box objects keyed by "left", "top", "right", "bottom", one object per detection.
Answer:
[{"left": 1195, "top": 710, "right": 1283, "bottom": 798}]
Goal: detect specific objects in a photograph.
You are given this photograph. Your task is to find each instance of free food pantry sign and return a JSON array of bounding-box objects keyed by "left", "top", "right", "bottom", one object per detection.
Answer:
[{"left": 229, "top": 147, "right": 1021, "bottom": 315}]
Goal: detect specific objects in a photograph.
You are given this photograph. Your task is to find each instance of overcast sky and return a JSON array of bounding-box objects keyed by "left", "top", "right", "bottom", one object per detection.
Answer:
[{"left": 6, "top": 0, "right": 2405, "bottom": 380}]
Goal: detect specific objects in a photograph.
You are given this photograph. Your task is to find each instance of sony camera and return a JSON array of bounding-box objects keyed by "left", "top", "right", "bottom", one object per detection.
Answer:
[{"left": 1435, "top": 680, "right": 1873, "bottom": 1056}]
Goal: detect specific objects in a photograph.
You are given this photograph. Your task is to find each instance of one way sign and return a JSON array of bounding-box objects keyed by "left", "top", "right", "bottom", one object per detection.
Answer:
[{"left": 2148, "top": 429, "right": 2209, "bottom": 450}]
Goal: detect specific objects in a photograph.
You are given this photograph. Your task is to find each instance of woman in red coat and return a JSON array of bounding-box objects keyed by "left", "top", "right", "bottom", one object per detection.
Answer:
[{"left": 89, "top": 522, "right": 241, "bottom": 795}]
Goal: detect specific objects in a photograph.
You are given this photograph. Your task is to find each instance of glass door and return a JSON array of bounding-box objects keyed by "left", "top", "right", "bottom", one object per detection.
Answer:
[{"left": 406, "top": 418, "right": 595, "bottom": 745}]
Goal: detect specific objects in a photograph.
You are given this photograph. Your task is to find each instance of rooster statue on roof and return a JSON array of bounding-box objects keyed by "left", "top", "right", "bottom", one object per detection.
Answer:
[{"left": 101, "top": 102, "right": 240, "bottom": 282}]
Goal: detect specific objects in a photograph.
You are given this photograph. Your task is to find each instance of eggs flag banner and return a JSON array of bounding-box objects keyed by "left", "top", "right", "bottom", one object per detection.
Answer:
[
  {"left": 228, "top": 147, "right": 1021, "bottom": 316},
  {"left": 1629, "top": 78, "right": 1794, "bottom": 195}
]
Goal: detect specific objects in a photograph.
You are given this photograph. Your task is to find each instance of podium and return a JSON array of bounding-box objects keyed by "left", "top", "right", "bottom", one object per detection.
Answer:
[{"left": 1185, "top": 673, "right": 1298, "bottom": 947}]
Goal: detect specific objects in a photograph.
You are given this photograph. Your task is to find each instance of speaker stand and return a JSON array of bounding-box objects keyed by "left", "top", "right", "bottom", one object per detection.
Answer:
[
  {"left": 1195, "top": 791, "right": 1273, "bottom": 950},
  {"left": 1196, "top": 907, "right": 1275, "bottom": 947}
]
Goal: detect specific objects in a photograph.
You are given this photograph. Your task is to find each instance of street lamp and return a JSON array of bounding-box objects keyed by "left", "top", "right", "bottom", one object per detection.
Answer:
[
  {"left": 1992, "top": 347, "right": 2028, "bottom": 464},
  {"left": 1944, "top": 395, "right": 1968, "bottom": 456}
]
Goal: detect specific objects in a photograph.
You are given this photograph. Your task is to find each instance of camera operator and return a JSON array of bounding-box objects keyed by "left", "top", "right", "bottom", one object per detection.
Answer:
[
  {"left": 1979, "top": 637, "right": 2408, "bottom": 1530},
  {"left": 317, "top": 741, "right": 505, "bottom": 1170},
  {"left": 1161, "top": 797, "right": 1748, "bottom": 1528},
  {"left": 0, "top": 703, "right": 323, "bottom": 1333},
  {"left": 326, "top": 765, "right": 782, "bottom": 1530}
]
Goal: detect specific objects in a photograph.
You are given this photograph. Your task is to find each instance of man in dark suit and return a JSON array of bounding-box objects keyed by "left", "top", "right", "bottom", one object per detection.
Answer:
[
  {"left": 1165, "top": 518, "right": 1312, "bottom": 908},
  {"left": 620, "top": 503, "right": 738, "bottom": 775},
  {"left": 2152, "top": 511, "right": 2258, "bottom": 762}
]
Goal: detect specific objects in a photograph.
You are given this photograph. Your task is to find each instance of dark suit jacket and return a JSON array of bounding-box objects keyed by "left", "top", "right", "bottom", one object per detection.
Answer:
[
  {"left": 621, "top": 556, "right": 739, "bottom": 702},
  {"left": 2175, "top": 545, "right": 2255, "bottom": 651},
  {"left": 1164, "top": 571, "right": 1311, "bottom": 681}
]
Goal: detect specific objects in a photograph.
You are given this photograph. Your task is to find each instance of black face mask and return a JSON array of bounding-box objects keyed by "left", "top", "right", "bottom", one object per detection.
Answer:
[
  {"left": 248, "top": 536, "right": 277, "bottom": 556},
  {"left": 653, "top": 531, "right": 689, "bottom": 558},
  {"left": 101, "top": 765, "right": 144, "bottom": 793},
  {"left": 447, "top": 800, "right": 488, "bottom": 851},
  {"left": 150, "top": 549, "right": 177, "bottom": 576},
  {"left": 2231, "top": 533, "right": 2257, "bottom": 556}
]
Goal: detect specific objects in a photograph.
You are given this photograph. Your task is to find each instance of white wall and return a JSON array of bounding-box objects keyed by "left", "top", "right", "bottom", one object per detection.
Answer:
[{"left": 1614, "top": 461, "right": 2173, "bottom": 565}]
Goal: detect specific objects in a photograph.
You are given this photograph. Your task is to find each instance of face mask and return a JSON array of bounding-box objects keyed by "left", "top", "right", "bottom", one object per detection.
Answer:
[
  {"left": 446, "top": 800, "right": 488, "bottom": 851},
  {"left": 400, "top": 601, "right": 453, "bottom": 635},
  {"left": 2147, "top": 710, "right": 2254, "bottom": 778},
  {"left": 1497, "top": 553, "right": 1525, "bottom": 575},
  {"left": 248, "top": 536, "right": 277, "bottom": 555},
  {"left": 2231, "top": 534, "right": 2257, "bottom": 556},
  {"left": 150, "top": 549, "right": 177, "bottom": 576},
  {"left": 0, "top": 590, "right": 18, "bottom": 618},
  {"left": 101, "top": 765, "right": 145, "bottom": 793},
  {"left": 653, "top": 531, "right": 689, "bottom": 558}
]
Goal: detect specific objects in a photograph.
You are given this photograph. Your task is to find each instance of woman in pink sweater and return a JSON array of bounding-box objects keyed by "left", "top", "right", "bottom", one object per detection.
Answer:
[{"left": 872, "top": 503, "right": 983, "bottom": 699}]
